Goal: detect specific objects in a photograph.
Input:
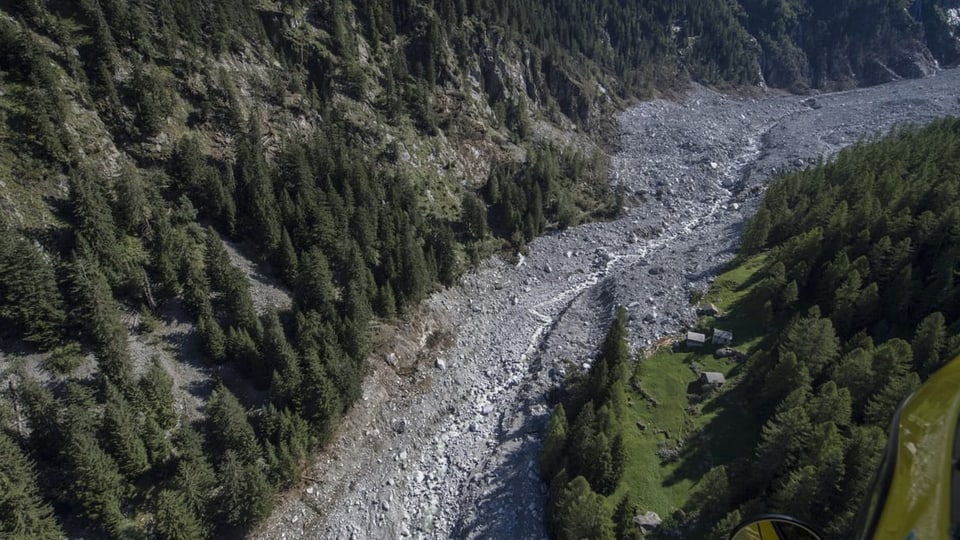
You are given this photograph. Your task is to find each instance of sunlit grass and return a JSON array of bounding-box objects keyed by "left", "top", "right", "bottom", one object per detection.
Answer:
[{"left": 607, "top": 253, "right": 770, "bottom": 524}]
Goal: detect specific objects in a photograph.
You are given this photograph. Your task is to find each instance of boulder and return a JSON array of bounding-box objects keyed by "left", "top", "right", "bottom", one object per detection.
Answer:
[
  {"left": 714, "top": 347, "right": 736, "bottom": 359},
  {"left": 633, "top": 511, "right": 662, "bottom": 535},
  {"left": 696, "top": 303, "right": 720, "bottom": 316}
]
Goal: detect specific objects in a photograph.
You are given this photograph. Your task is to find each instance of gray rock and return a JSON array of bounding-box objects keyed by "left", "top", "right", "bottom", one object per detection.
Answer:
[{"left": 633, "top": 511, "right": 662, "bottom": 535}]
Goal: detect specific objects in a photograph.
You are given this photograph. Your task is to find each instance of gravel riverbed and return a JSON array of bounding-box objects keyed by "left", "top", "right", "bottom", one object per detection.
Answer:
[{"left": 257, "top": 70, "right": 960, "bottom": 540}]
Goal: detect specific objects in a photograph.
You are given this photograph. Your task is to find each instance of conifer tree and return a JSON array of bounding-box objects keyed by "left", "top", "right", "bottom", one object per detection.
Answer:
[
  {"left": 17, "top": 378, "right": 62, "bottom": 463},
  {"left": 552, "top": 476, "right": 614, "bottom": 540},
  {"left": 153, "top": 489, "right": 205, "bottom": 540},
  {"left": 204, "top": 229, "right": 233, "bottom": 293},
  {"left": 101, "top": 382, "right": 150, "bottom": 479},
  {"left": 277, "top": 228, "right": 299, "bottom": 285},
  {"left": 540, "top": 403, "right": 568, "bottom": 480},
  {"left": 301, "top": 351, "right": 343, "bottom": 440},
  {"left": 67, "top": 431, "right": 126, "bottom": 535},
  {"left": 711, "top": 510, "right": 744, "bottom": 540},
  {"left": 113, "top": 165, "right": 152, "bottom": 237},
  {"left": 398, "top": 227, "right": 429, "bottom": 305},
  {"left": 375, "top": 280, "right": 398, "bottom": 319},
  {"left": 0, "top": 432, "right": 63, "bottom": 539},
  {"left": 61, "top": 380, "right": 102, "bottom": 443},
  {"left": 0, "top": 235, "right": 66, "bottom": 349},
  {"left": 567, "top": 402, "right": 597, "bottom": 481},
  {"left": 591, "top": 432, "right": 615, "bottom": 495},
  {"left": 693, "top": 465, "right": 731, "bottom": 522},
  {"left": 613, "top": 495, "right": 643, "bottom": 540},
  {"left": 139, "top": 356, "right": 177, "bottom": 429},
  {"left": 778, "top": 315, "right": 840, "bottom": 379},
  {"left": 226, "top": 326, "right": 261, "bottom": 382},
  {"left": 236, "top": 122, "right": 282, "bottom": 253},
  {"left": 172, "top": 422, "right": 216, "bottom": 527},
  {"left": 199, "top": 311, "right": 227, "bottom": 363},
  {"left": 260, "top": 311, "right": 297, "bottom": 389},
  {"left": 831, "top": 347, "right": 876, "bottom": 412},
  {"left": 141, "top": 415, "right": 172, "bottom": 468},
  {"left": 151, "top": 217, "right": 183, "bottom": 299},
  {"left": 70, "top": 255, "right": 135, "bottom": 393},
  {"left": 755, "top": 401, "right": 813, "bottom": 480},
  {"left": 761, "top": 351, "right": 812, "bottom": 411},
  {"left": 206, "top": 385, "right": 260, "bottom": 464},
  {"left": 912, "top": 311, "right": 946, "bottom": 375},
  {"left": 864, "top": 372, "right": 920, "bottom": 425},
  {"left": 215, "top": 449, "right": 274, "bottom": 530},
  {"left": 69, "top": 168, "right": 122, "bottom": 281},
  {"left": 297, "top": 247, "right": 337, "bottom": 318},
  {"left": 461, "top": 192, "right": 488, "bottom": 242},
  {"left": 429, "top": 224, "right": 460, "bottom": 286},
  {"left": 806, "top": 381, "right": 853, "bottom": 427},
  {"left": 181, "top": 252, "right": 211, "bottom": 319},
  {"left": 220, "top": 266, "right": 260, "bottom": 337}
]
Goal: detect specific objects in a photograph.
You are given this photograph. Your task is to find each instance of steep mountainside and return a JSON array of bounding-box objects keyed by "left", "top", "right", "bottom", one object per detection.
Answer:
[{"left": 0, "top": 0, "right": 957, "bottom": 538}]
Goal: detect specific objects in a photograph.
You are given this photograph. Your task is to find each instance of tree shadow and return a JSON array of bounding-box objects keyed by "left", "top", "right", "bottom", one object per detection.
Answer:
[
  {"left": 451, "top": 401, "right": 551, "bottom": 540},
  {"left": 154, "top": 299, "right": 268, "bottom": 408},
  {"left": 662, "top": 379, "right": 759, "bottom": 489},
  {"left": 661, "top": 287, "right": 768, "bottom": 490}
]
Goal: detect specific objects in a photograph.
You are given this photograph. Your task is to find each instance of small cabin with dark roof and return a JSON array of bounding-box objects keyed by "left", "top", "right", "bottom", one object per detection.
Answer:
[
  {"left": 712, "top": 329, "right": 733, "bottom": 346},
  {"left": 700, "top": 371, "right": 726, "bottom": 387}
]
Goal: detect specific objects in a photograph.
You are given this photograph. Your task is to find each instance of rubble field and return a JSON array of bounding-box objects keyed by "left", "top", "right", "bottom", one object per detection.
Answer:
[{"left": 257, "top": 70, "right": 960, "bottom": 539}]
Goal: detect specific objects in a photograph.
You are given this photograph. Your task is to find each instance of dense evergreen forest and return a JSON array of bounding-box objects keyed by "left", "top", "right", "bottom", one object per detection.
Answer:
[
  {"left": 0, "top": 0, "right": 957, "bottom": 536},
  {"left": 542, "top": 118, "right": 960, "bottom": 539},
  {"left": 726, "top": 117, "right": 960, "bottom": 535}
]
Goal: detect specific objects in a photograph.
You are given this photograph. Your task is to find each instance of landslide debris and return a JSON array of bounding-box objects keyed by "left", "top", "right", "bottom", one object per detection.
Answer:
[{"left": 257, "top": 71, "right": 960, "bottom": 539}]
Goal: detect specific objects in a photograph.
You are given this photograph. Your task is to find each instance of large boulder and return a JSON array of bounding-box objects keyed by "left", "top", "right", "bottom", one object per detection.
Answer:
[{"left": 633, "top": 511, "right": 662, "bottom": 535}]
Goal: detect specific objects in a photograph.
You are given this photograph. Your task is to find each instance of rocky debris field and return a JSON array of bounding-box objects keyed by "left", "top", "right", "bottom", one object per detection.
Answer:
[{"left": 257, "top": 70, "right": 960, "bottom": 540}]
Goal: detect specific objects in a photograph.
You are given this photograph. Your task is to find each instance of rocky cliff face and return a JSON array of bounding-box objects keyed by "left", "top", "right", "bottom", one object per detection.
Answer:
[{"left": 748, "top": 0, "right": 959, "bottom": 93}]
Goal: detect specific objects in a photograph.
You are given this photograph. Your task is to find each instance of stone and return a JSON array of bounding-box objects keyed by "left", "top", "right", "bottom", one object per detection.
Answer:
[
  {"left": 714, "top": 347, "right": 737, "bottom": 359},
  {"left": 435, "top": 358, "right": 447, "bottom": 370},
  {"left": 634, "top": 511, "right": 662, "bottom": 535}
]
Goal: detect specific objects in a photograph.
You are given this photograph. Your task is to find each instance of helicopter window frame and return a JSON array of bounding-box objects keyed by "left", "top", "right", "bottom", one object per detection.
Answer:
[
  {"left": 951, "top": 411, "right": 960, "bottom": 537},
  {"left": 852, "top": 394, "right": 909, "bottom": 540}
]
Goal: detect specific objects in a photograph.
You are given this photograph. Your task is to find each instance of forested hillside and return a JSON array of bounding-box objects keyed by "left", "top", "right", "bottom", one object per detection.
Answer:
[
  {"left": 0, "top": 0, "right": 957, "bottom": 537},
  {"left": 725, "top": 117, "right": 960, "bottom": 534},
  {"left": 542, "top": 118, "right": 960, "bottom": 539}
]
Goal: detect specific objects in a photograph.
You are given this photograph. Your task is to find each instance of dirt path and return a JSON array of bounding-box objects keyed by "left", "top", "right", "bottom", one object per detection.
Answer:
[{"left": 257, "top": 70, "right": 960, "bottom": 539}]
